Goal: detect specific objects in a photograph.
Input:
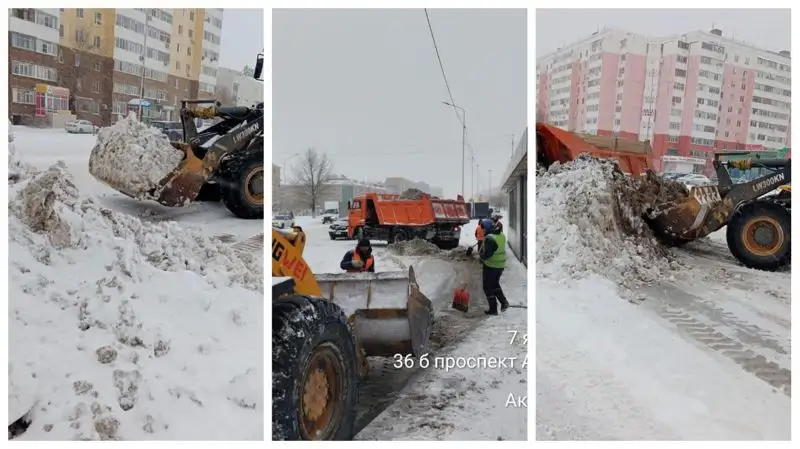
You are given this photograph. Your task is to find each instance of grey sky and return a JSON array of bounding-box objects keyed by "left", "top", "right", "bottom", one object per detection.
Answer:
[
  {"left": 273, "top": 8, "right": 527, "bottom": 198},
  {"left": 219, "top": 9, "right": 264, "bottom": 72},
  {"left": 537, "top": 9, "right": 790, "bottom": 57}
]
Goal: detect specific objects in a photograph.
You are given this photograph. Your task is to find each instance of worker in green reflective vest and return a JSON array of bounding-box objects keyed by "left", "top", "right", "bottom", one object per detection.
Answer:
[{"left": 479, "top": 220, "right": 509, "bottom": 315}]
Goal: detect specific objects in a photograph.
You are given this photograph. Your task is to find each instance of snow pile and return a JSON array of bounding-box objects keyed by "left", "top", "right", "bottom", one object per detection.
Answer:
[
  {"left": 536, "top": 156, "right": 683, "bottom": 290},
  {"left": 88, "top": 112, "right": 184, "bottom": 199},
  {"left": 8, "top": 138, "right": 33, "bottom": 183},
  {"left": 388, "top": 238, "right": 441, "bottom": 255},
  {"left": 8, "top": 159, "right": 263, "bottom": 440}
]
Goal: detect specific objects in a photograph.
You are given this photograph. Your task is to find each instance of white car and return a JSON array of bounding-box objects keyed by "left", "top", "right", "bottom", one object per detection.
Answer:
[
  {"left": 65, "top": 120, "right": 98, "bottom": 134},
  {"left": 678, "top": 174, "right": 712, "bottom": 189},
  {"left": 272, "top": 214, "right": 294, "bottom": 229}
]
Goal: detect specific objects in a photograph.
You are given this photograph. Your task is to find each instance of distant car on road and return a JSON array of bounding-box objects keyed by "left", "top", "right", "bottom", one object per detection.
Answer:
[
  {"left": 65, "top": 120, "right": 98, "bottom": 134},
  {"left": 328, "top": 218, "right": 349, "bottom": 240},
  {"left": 678, "top": 174, "right": 712, "bottom": 189},
  {"left": 272, "top": 213, "right": 294, "bottom": 229},
  {"left": 661, "top": 172, "right": 687, "bottom": 181},
  {"left": 149, "top": 121, "right": 184, "bottom": 141}
]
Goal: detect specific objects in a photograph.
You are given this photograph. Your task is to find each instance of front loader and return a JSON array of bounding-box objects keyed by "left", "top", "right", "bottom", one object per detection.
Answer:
[
  {"left": 646, "top": 156, "right": 791, "bottom": 271},
  {"left": 272, "top": 227, "right": 433, "bottom": 440},
  {"left": 89, "top": 53, "right": 265, "bottom": 219}
]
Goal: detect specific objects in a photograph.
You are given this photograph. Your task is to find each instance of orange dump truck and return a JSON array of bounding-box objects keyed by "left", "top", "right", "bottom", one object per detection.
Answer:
[
  {"left": 536, "top": 122, "right": 653, "bottom": 175},
  {"left": 347, "top": 192, "right": 471, "bottom": 249}
]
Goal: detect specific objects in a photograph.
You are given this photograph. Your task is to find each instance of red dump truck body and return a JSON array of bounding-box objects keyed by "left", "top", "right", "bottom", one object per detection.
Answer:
[
  {"left": 347, "top": 192, "right": 470, "bottom": 249},
  {"left": 536, "top": 122, "right": 653, "bottom": 175}
]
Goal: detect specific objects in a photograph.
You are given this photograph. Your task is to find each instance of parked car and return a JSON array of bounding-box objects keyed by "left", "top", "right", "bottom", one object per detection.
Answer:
[
  {"left": 65, "top": 120, "right": 98, "bottom": 134},
  {"left": 661, "top": 172, "right": 686, "bottom": 181},
  {"left": 272, "top": 213, "right": 294, "bottom": 229},
  {"left": 678, "top": 174, "right": 712, "bottom": 189},
  {"left": 328, "top": 218, "right": 349, "bottom": 240},
  {"left": 149, "top": 121, "right": 184, "bottom": 141}
]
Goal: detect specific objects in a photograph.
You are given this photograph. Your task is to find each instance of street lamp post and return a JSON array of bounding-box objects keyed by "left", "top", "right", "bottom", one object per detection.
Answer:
[
  {"left": 442, "top": 101, "right": 466, "bottom": 198},
  {"left": 139, "top": 12, "right": 150, "bottom": 121},
  {"left": 283, "top": 152, "right": 301, "bottom": 180}
]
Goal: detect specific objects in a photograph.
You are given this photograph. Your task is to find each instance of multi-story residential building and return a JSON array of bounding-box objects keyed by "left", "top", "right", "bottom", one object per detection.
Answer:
[
  {"left": 9, "top": 8, "right": 67, "bottom": 125},
  {"left": 216, "top": 67, "right": 263, "bottom": 107},
  {"left": 198, "top": 8, "right": 223, "bottom": 99},
  {"left": 8, "top": 8, "right": 224, "bottom": 126},
  {"left": 537, "top": 28, "right": 791, "bottom": 174}
]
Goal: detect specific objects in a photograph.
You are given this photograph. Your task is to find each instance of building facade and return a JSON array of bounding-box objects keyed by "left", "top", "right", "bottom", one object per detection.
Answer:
[
  {"left": 501, "top": 127, "right": 527, "bottom": 267},
  {"left": 9, "top": 8, "right": 226, "bottom": 126},
  {"left": 216, "top": 67, "right": 264, "bottom": 107},
  {"left": 537, "top": 28, "right": 791, "bottom": 174}
]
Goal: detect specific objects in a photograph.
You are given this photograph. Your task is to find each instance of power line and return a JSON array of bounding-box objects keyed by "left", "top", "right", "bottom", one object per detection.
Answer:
[{"left": 423, "top": 9, "right": 463, "bottom": 129}]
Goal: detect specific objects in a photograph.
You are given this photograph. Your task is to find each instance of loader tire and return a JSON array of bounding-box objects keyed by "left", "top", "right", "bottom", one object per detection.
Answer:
[
  {"left": 220, "top": 151, "right": 264, "bottom": 219},
  {"left": 272, "top": 296, "right": 359, "bottom": 441},
  {"left": 726, "top": 200, "right": 790, "bottom": 271},
  {"left": 390, "top": 229, "right": 408, "bottom": 243},
  {"left": 195, "top": 182, "right": 222, "bottom": 202}
]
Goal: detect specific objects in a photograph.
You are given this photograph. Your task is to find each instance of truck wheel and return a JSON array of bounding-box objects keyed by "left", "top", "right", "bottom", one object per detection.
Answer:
[
  {"left": 195, "top": 182, "right": 222, "bottom": 202},
  {"left": 726, "top": 200, "right": 790, "bottom": 271},
  {"left": 435, "top": 240, "right": 459, "bottom": 250},
  {"left": 391, "top": 229, "right": 408, "bottom": 244},
  {"left": 273, "top": 296, "right": 359, "bottom": 441},
  {"left": 220, "top": 151, "right": 263, "bottom": 219}
]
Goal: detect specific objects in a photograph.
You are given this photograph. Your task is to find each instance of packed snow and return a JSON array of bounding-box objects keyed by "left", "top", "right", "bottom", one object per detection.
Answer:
[
  {"left": 8, "top": 126, "right": 264, "bottom": 440},
  {"left": 536, "top": 157, "right": 790, "bottom": 440},
  {"left": 289, "top": 217, "right": 527, "bottom": 440},
  {"left": 87, "top": 113, "right": 184, "bottom": 199}
]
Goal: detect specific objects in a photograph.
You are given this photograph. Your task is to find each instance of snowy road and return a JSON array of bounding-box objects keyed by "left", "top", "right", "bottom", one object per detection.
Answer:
[
  {"left": 294, "top": 218, "right": 528, "bottom": 440},
  {"left": 535, "top": 159, "right": 791, "bottom": 441}
]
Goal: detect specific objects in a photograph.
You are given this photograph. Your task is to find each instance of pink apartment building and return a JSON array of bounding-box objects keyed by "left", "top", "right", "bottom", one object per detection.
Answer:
[{"left": 536, "top": 28, "right": 791, "bottom": 174}]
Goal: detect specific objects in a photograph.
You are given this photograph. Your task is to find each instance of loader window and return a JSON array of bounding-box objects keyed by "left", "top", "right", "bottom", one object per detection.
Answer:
[
  {"left": 365, "top": 199, "right": 378, "bottom": 225},
  {"left": 351, "top": 200, "right": 361, "bottom": 210}
]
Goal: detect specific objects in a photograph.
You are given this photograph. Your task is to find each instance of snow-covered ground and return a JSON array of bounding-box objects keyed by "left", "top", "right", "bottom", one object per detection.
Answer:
[
  {"left": 8, "top": 125, "right": 264, "bottom": 440},
  {"left": 293, "top": 217, "right": 528, "bottom": 440},
  {"left": 12, "top": 126, "right": 262, "bottom": 239},
  {"left": 536, "top": 159, "right": 791, "bottom": 440}
]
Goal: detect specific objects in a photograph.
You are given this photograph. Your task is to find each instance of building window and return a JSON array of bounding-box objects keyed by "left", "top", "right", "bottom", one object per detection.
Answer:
[
  {"left": 75, "top": 53, "right": 81, "bottom": 66},
  {"left": 94, "top": 61, "right": 101, "bottom": 71},
  {"left": 187, "top": 46, "right": 191, "bottom": 56},
  {"left": 176, "top": 61, "right": 181, "bottom": 70},
  {"left": 77, "top": 8, "right": 84, "bottom": 18},
  {"left": 59, "top": 24, "right": 64, "bottom": 38},
  {"left": 675, "top": 68, "right": 687, "bottom": 77},
  {"left": 95, "top": 12, "right": 102, "bottom": 24},
  {"left": 11, "top": 60, "right": 58, "bottom": 82},
  {"left": 11, "top": 32, "right": 36, "bottom": 51},
  {"left": 178, "top": 25, "right": 183, "bottom": 35},
  {"left": 190, "top": 10, "right": 195, "bottom": 21},
  {"left": 12, "top": 88, "right": 36, "bottom": 105},
  {"left": 94, "top": 36, "right": 101, "bottom": 48},
  {"left": 177, "top": 43, "right": 181, "bottom": 53},
  {"left": 93, "top": 80, "right": 101, "bottom": 92}
]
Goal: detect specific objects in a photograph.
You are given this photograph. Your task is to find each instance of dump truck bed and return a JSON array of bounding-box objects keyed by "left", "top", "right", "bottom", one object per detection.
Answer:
[
  {"left": 370, "top": 194, "right": 471, "bottom": 226},
  {"left": 537, "top": 122, "right": 653, "bottom": 175}
]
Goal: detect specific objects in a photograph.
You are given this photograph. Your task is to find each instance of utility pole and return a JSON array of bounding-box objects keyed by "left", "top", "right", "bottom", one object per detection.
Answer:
[
  {"left": 138, "top": 12, "right": 150, "bottom": 121},
  {"left": 476, "top": 163, "right": 480, "bottom": 199},
  {"left": 470, "top": 155, "right": 474, "bottom": 201},
  {"left": 488, "top": 169, "right": 492, "bottom": 199},
  {"left": 441, "top": 101, "right": 466, "bottom": 198}
]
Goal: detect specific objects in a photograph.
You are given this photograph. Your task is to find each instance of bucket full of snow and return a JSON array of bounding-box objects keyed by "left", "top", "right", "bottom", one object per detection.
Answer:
[{"left": 88, "top": 113, "right": 210, "bottom": 207}]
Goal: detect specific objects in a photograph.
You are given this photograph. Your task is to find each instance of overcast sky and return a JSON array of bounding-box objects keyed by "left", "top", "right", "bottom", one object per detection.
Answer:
[
  {"left": 273, "top": 8, "right": 527, "bottom": 198},
  {"left": 537, "top": 9, "right": 790, "bottom": 57},
  {"left": 219, "top": 9, "right": 264, "bottom": 71}
]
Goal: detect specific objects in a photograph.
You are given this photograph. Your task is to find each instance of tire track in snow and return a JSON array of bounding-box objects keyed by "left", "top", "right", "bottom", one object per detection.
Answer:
[{"left": 643, "top": 282, "right": 791, "bottom": 397}]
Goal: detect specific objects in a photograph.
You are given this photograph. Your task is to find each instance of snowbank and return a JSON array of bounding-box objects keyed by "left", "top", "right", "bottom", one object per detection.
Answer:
[
  {"left": 8, "top": 156, "right": 263, "bottom": 440},
  {"left": 87, "top": 113, "right": 183, "bottom": 199},
  {"left": 536, "top": 156, "right": 683, "bottom": 291}
]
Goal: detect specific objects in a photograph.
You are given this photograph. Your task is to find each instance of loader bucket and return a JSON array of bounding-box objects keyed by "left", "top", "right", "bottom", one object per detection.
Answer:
[
  {"left": 89, "top": 142, "right": 212, "bottom": 207},
  {"left": 315, "top": 266, "right": 433, "bottom": 358},
  {"left": 646, "top": 185, "right": 735, "bottom": 244}
]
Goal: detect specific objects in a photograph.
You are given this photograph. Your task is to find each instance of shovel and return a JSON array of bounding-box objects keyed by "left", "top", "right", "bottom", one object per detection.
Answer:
[{"left": 465, "top": 242, "right": 479, "bottom": 257}]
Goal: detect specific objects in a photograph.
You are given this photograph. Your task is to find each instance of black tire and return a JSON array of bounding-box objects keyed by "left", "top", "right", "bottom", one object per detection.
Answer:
[
  {"left": 391, "top": 229, "right": 408, "bottom": 244},
  {"left": 195, "top": 182, "right": 222, "bottom": 202},
  {"left": 272, "top": 296, "right": 359, "bottom": 441},
  {"left": 219, "top": 150, "right": 264, "bottom": 219},
  {"left": 329, "top": 233, "right": 336, "bottom": 240},
  {"left": 726, "top": 200, "right": 791, "bottom": 271},
  {"left": 435, "top": 239, "right": 460, "bottom": 250}
]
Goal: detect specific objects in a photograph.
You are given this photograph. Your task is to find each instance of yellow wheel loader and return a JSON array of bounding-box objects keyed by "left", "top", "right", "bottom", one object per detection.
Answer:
[
  {"left": 272, "top": 227, "right": 434, "bottom": 440},
  {"left": 89, "top": 53, "right": 266, "bottom": 219},
  {"left": 646, "top": 155, "right": 791, "bottom": 271}
]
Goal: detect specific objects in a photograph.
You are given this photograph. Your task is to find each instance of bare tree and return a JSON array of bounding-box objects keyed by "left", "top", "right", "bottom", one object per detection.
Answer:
[
  {"left": 292, "top": 147, "right": 333, "bottom": 217},
  {"left": 216, "top": 85, "right": 236, "bottom": 106}
]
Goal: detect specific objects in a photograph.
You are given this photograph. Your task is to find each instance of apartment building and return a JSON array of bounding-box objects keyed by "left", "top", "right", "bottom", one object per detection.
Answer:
[
  {"left": 9, "top": 8, "right": 66, "bottom": 125},
  {"left": 216, "top": 67, "right": 263, "bottom": 107},
  {"left": 537, "top": 28, "right": 791, "bottom": 174},
  {"left": 198, "top": 8, "right": 223, "bottom": 99},
  {"left": 8, "top": 8, "right": 223, "bottom": 126}
]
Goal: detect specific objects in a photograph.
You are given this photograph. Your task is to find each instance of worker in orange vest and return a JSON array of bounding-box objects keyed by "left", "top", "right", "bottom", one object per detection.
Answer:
[
  {"left": 475, "top": 221, "right": 486, "bottom": 252},
  {"left": 340, "top": 238, "right": 376, "bottom": 272}
]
